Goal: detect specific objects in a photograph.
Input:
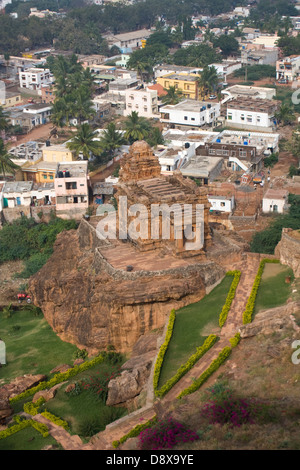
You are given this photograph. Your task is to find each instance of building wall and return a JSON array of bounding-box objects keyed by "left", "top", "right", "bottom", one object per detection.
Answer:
[
  {"left": 161, "top": 103, "right": 220, "bottom": 127},
  {"left": 208, "top": 196, "right": 234, "bottom": 212},
  {"left": 124, "top": 89, "right": 158, "bottom": 118},
  {"left": 19, "top": 68, "right": 51, "bottom": 91},
  {"left": 226, "top": 108, "right": 274, "bottom": 129},
  {"left": 42, "top": 147, "right": 75, "bottom": 163},
  {"left": 262, "top": 197, "right": 286, "bottom": 213},
  {"left": 157, "top": 74, "right": 198, "bottom": 100}
]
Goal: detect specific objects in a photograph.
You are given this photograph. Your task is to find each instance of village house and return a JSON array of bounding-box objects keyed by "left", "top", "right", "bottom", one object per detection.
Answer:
[
  {"left": 160, "top": 99, "right": 220, "bottom": 130},
  {"left": 276, "top": 55, "right": 300, "bottom": 83},
  {"left": 262, "top": 189, "right": 289, "bottom": 214},
  {"left": 124, "top": 88, "right": 159, "bottom": 118},
  {"left": 6, "top": 103, "right": 52, "bottom": 133},
  {"left": 156, "top": 73, "right": 199, "bottom": 100},
  {"left": 54, "top": 161, "right": 89, "bottom": 219},
  {"left": 0, "top": 90, "right": 22, "bottom": 108},
  {"left": 197, "top": 129, "right": 280, "bottom": 174},
  {"left": 41, "top": 141, "right": 77, "bottom": 163},
  {"left": 180, "top": 155, "right": 224, "bottom": 185},
  {"left": 222, "top": 85, "right": 276, "bottom": 103},
  {"left": 106, "top": 29, "right": 152, "bottom": 51},
  {"left": 19, "top": 68, "right": 52, "bottom": 92},
  {"left": 225, "top": 97, "right": 278, "bottom": 132},
  {"left": 208, "top": 194, "right": 235, "bottom": 213}
]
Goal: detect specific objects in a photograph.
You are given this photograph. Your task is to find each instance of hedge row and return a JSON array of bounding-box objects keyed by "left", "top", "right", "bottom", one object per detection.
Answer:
[
  {"left": 9, "top": 353, "right": 107, "bottom": 404},
  {"left": 0, "top": 418, "right": 49, "bottom": 440},
  {"left": 219, "top": 270, "right": 241, "bottom": 328},
  {"left": 23, "top": 397, "right": 46, "bottom": 416},
  {"left": 154, "top": 334, "right": 218, "bottom": 398},
  {"left": 242, "top": 258, "right": 280, "bottom": 325},
  {"left": 153, "top": 309, "right": 176, "bottom": 392},
  {"left": 176, "top": 346, "right": 232, "bottom": 400},
  {"left": 112, "top": 416, "right": 158, "bottom": 449},
  {"left": 41, "top": 410, "right": 69, "bottom": 430},
  {"left": 229, "top": 332, "right": 241, "bottom": 348}
]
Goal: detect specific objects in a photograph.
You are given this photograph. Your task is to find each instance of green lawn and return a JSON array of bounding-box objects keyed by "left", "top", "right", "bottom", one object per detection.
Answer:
[
  {"left": 158, "top": 275, "right": 233, "bottom": 388},
  {"left": 0, "top": 308, "right": 78, "bottom": 385},
  {"left": 43, "top": 361, "right": 127, "bottom": 438},
  {"left": 254, "top": 263, "right": 294, "bottom": 315},
  {"left": 0, "top": 425, "right": 60, "bottom": 451}
]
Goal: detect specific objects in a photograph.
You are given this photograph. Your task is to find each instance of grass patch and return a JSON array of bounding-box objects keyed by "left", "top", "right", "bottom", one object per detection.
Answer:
[
  {"left": 0, "top": 308, "right": 78, "bottom": 384},
  {"left": 254, "top": 264, "right": 294, "bottom": 316},
  {"left": 0, "top": 425, "right": 59, "bottom": 451},
  {"left": 42, "top": 362, "right": 127, "bottom": 437},
  {"left": 158, "top": 275, "right": 233, "bottom": 387}
]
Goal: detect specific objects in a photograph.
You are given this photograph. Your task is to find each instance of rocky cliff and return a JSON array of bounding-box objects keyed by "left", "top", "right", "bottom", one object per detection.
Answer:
[
  {"left": 28, "top": 227, "right": 225, "bottom": 353},
  {"left": 275, "top": 228, "right": 300, "bottom": 278}
]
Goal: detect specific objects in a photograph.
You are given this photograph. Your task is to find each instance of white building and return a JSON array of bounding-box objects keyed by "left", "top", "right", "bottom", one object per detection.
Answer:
[
  {"left": 222, "top": 85, "right": 276, "bottom": 103},
  {"left": 208, "top": 195, "right": 235, "bottom": 213},
  {"left": 124, "top": 88, "right": 159, "bottom": 118},
  {"left": 262, "top": 189, "right": 289, "bottom": 214},
  {"left": 226, "top": 97, "right": 278, "bottom": 131},
  {"left": 276, "top": 55, "right": 300, "bottom": 82},
  {"left": 2, "top": 181, "right": 33, "bottom": 208},
  {"left": 160, "top": 99, "right": 220, "bottom": 129},
  {"left": 19, "top": 68, "right": 52, "bottom": 92}
]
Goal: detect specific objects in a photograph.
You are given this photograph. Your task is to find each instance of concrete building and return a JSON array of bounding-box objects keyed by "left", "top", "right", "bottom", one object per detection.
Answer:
[
  {"left": 21, "top": 161, "right": 58, "bottom": 184},
  {"left": 241, "top": 47, "right": 278, "bottom": 66},
  {"left": 197, "top": 129, "right": 280, "bottom": 174},
  {"left": 6, "top": 103, "right": 52, "bottom": 132},
  {"left": 156, "top": 73, "right": 199, "bottom": 100},
  {"left": 0, "top": 91, "right": 22, "bottom": 108},
  {"left": 124, "top": 88, "right": 159, "bottom": 118},
  {"left": 222, "top": 85, "right": 276, "bottom": 103},
  {"left": 41, "top": 142, "right": 77, "bottom": 163},
  {"left": 154, "top": 64, "right": 202, "bottom": 79},
  {"left": 2, "top": 181, "right": 33, "bottom": 209},
  {"left": 276, "top": 55, "right": 300, "bottom": 82},
  {"left": 19, "top": 68, "right": 52, "bottom": 92},
  {"left": 106, "top": 29, "right": 152, "bottom": 51},
  {"left": 55, "top": 161, "right": 89, "bottom": 219},
  {"left": 262, "top": 189, "right": 289, "bottom": 214},
  {"left": 226, "top": 97, "right": 278, "bottom": 131},
  {"left": 208, "top": 195, "right": 235, "bottom": 213},
  {"left": 180, "top": 155, "right": 224, "bottom": 184},
  {"left": 160, "top": 99, "right": 220, "bottom": 130}
]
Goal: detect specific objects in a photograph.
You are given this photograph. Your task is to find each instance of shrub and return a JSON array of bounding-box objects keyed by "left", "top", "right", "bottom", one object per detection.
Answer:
[
  {"left": 153, "top": 309, "right": 176, "bottom": 391},
  {"left": 177, "top": 346, "right": 232, "bottom": 399},
  {"left": 113, "top": 416, "right": 158, "bottom": 448},
  {"left": 138, "top": 417, "right": 199, "bottom": 450},
  {"left": 155, "top": 334, "right": 218, "bottom": 398},
  {"left": 242, "top": 259, "right": 279, "bottom": 324},
  {"left": 79, "top": 417, "right": 104, "bottom": 437},
  {"left": 219, "top": 271, "right": 241, "bottom": 328},
  {"left": 229, "top": 332, "right": 241, "bottom": 348},
  {"left": 9, "top": 353, "right": 107, "bottom": 404},
  {"left": 41, "top": 410, "right": 69, "bottom": 430}
]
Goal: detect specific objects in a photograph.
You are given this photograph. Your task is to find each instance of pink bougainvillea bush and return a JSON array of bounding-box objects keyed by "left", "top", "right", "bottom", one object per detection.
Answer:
[{"left": 138, "top": 417, "right": 199, "bottom": 450}]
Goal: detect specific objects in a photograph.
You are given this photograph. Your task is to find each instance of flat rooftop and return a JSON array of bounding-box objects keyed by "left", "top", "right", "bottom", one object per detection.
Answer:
[
  {"left": 227, "top": 97, "right": 278, "bottom": 113},
  {"left": 263, "top": 189, "right": 289, "bottom": 199},
  {"left": 162, "top": 99, "right": 218, "bottom": 112},
  {"left": 57, "top": 161, "right": 88, "bottom": 177},
  {"left": 181, "top": 155, "right": 223, "bottom": 178},
  {"left": 3, "top": 181, "right": 33, "bottom": 193}
]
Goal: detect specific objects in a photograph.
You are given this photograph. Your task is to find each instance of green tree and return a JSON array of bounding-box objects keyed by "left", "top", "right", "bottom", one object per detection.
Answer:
[
  {"left": 161, "top": 85, "right": 184, "bottom": 105},
  {"left": 123, "top": 111, "right": 151, "bottom": 144},
  {"left": 98, "top": 122, "right": 126, "bottom": 159},
  {"left": 67, "top": 123, "right": 102, "bottom": 160},
  {"left": 275, "top": 103, "right": 296, "bottom": 127},
  {"left": 196, "top": 65, "right": 220, "bottom": 99},
  {"left": 0, "top": 138, "right": 20, "bottom": 179}
]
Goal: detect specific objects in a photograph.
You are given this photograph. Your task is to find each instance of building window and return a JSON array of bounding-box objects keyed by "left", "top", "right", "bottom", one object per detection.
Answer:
[
  {"left": 66, "top": 182, "right": 77, "bottom": 190},
  {"left": 184, "top": 116, "right": 188, "bottom": 120},
  {"left": 228, "top": 113, "right": 232, "bottom": 120}
]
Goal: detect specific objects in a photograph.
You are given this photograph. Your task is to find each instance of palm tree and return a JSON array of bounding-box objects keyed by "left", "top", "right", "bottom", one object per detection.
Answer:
[
  {"left": 99, "top": 122, "right": 126, "bottom": 158},
  {"left": 161, "top": 86, "right": 183, "bottom": 105},
  {"left": 274, "top": 104, "right": 296, "bottom": 127},
  {"left": 123, "top": 111, "right": 151, "bottom": 144},
  {"left": 0, "top": 106, "right": 9, "bottom": 132},
  {"left": 67, "top": 123, "right": 102, "bottom": 160},
  {"left": 196, "top": 65, "right": 220, "bottom": 100},
  {"left": 0, "top": 138, "right": 20, "bottom": 179},
  {"left": 72, "top": 88, "right": 95, "bottom": 125}
]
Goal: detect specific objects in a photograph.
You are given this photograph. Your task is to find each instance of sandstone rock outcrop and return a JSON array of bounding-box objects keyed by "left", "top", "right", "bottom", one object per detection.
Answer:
[
  {"left": 275, "top": 228, "right": 300, "bottom": 278},
  {"left": 239, "top": 301, "right": 300, "bottom": 338},
  {"left": 28, "top": 228, "right": 224, "bottom": 353}
]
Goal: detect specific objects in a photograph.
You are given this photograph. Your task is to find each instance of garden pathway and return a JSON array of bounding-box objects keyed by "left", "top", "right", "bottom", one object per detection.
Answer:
[{"left": 32, "top": 252, "right": 263, "bottom": 450}]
